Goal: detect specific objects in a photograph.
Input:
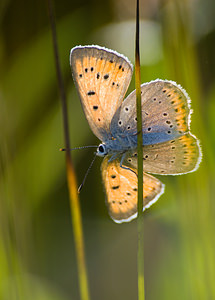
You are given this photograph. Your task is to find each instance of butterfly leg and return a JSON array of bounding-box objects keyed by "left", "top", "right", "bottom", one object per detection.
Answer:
[
  {"left": 132, "top": 130, "right": 141, "bottom": 136},
  {"left": 108, "top": 152, "right": 136, "bottom": 175},
  {"left": 119, "top": 153, "right": 137, "bottom": 177},
  {"left": 108, "top": 153, "right": 120, "bottom": 163}
]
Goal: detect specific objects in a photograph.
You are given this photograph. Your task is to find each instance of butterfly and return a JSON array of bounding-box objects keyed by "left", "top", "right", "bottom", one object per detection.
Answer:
[{"left": 70, "top": 45, "right": 202, "bottom": 223}]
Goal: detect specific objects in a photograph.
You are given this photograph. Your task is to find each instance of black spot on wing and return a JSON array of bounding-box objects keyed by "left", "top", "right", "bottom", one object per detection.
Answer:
[
  {"left": 112, "top": 185, "right": 120, "bottom": 190},
  {"left": 87, "top": 91, "right": 95, "bottom": 96}
]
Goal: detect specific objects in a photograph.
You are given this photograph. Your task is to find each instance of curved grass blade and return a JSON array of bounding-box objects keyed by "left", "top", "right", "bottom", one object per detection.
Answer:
[{"left": 47, "top": 1, "right": 90, "bottom": 299}]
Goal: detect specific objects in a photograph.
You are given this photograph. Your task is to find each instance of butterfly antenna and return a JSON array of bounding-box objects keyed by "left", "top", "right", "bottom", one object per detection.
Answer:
[
  {"left": 60, "top": 145, "right": 97, "bottom": 151},
  {"left": 78, "top": 153, "right": 97, "bottom": 193}
]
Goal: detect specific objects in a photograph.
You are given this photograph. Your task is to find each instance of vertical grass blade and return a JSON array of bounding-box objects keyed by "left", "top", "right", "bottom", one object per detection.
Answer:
[
  {"left": 161, "top": 1, "right": 215, "bottom": 298},
  {"left": 135, "top": 1, "right": 145, "bottom": 299},
  {"left": 66, "top": 153, "right": 90, "bottom": 300},
  {"left": 47, "top": 1, "right": 90, "bottom": 299}
]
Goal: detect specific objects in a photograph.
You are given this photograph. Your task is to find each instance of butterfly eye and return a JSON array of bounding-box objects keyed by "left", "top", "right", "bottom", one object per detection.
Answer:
[
  {"left": 99, "top": 145, "right": 105, "bottom": 152},
  {"left": 97, "top": 143, "right": 107, "bottom": 156}
]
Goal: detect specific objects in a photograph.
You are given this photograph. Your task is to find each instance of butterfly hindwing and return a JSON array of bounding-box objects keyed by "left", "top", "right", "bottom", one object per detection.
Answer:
[
  {"left": 70, "top": 46, "right": 133, "bottom": 141},
  {"left": 111, "top": 80, "right": 191, "bottom": 145},
  {"left": 101, "top": 156, "right": 165, "bottom": 223},
  {"left": 123, "top": 133, "right": 201, "bottom": 175}
]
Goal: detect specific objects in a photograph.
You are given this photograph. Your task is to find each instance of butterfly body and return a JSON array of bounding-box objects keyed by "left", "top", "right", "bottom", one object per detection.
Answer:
[
  {"left": 96, "top": 135, "right": 136, "bottom": 158},
  {"left": 70, "top": 45, "right": 202, "bottom": 223}
]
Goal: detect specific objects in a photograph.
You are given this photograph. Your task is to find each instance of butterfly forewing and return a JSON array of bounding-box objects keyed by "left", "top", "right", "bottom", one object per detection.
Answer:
[
  {"left": 111, "top": 80, "right": 191, "bottom": 145},
  {"left": 101, "top": 156, "right": 164, "bottom": 223},
  {"left": 70, "top": 46, "right": 133, "bottom": 141}
]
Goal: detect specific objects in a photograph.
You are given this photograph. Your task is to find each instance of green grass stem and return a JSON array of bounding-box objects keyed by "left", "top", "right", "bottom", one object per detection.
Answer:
[
  {"left": 135, "top": 1, "right": 145, "bottom": 299},
  {"left": 47, "top": 1, "right": 90, "bottom": 299}
]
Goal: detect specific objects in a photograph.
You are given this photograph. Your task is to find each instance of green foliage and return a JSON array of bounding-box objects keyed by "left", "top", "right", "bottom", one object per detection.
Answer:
[{"left": 0, "top": 0, "right": 214, "bottom": 299}]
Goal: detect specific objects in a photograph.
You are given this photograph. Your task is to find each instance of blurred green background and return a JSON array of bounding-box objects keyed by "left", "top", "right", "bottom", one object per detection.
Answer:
[{"left": 0, "top": 0, "right": 215, "bottom": 299}]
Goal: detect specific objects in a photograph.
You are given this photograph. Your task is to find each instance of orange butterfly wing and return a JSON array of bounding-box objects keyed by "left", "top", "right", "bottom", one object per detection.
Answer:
[
  {"left": 70, "top": 46, "right": 133, "bottom": 141},
  {"left": 101, "top": 156, "right": 164, "bottom": 223}
]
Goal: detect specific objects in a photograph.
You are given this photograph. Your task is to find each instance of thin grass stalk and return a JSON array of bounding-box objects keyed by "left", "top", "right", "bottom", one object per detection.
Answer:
[
  {"left": 66, "top": 153, "right": 90, "bottom": 300},
  {"left": 47, "top": 1, "right": 90, "bottom": 299},
  {"left": 135, "top": 1, "right": 145, "bottom": 299},
  {"left": 162, "top": 1, "right": 215, "bottom": 298}
]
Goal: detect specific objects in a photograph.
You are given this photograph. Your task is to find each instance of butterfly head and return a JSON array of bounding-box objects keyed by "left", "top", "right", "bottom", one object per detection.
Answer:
[{"left": 97, "top": 143, "right": 108, "bottom": 157}]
